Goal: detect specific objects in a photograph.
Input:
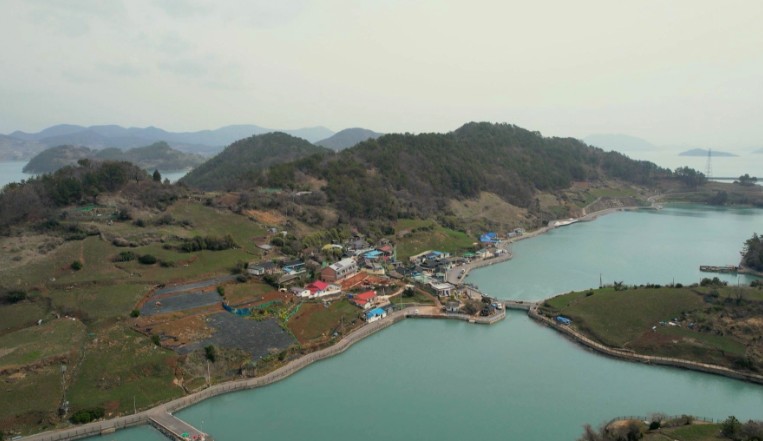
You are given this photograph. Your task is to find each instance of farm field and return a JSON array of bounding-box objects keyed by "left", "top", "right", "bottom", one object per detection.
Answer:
[{"left": 542, "top": 284, "right": 763, "bottom": 369}]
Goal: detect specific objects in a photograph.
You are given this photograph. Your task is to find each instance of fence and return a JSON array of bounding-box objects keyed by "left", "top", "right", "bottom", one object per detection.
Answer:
[
  {"left": 21, "top": 415, "right": 147, "bottom": 441},
  {"left": 605, "top": 414, "right": 718, "bottom": 425}
]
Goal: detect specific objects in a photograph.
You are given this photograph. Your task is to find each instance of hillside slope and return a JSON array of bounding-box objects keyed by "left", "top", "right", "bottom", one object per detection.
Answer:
[
  {"left": 259, "top": 122, "right": 668, "bottom": 221},
  {"left": 180, "top": 132, "right": 331, "bottom": 190}
]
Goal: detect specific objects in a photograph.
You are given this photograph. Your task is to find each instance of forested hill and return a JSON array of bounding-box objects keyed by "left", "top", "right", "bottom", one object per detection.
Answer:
[
  {"left": 1, "top": 161, "right": 180, "bottom": 232},
  {"left": 22, "top": 142, "right": 205, "bottom": 174},
  {"left": 180, "top": 132, "right": 331, "bottom": 190},
  {"left": 258, "top": 122, "right": 669, "bottom": 219}
]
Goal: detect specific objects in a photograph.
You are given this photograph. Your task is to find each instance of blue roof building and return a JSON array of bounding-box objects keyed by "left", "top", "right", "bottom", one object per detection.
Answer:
[{"left": 365, "top": 307, "right": 387, "bottom": 322}]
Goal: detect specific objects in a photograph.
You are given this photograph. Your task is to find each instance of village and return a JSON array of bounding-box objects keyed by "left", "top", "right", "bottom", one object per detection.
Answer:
[{"left": 132, "top": 227, "right": 520, "bottom": 389}]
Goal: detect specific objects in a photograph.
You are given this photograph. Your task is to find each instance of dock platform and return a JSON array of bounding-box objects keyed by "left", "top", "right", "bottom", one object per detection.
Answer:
[{"left": 149, "top": 411, "right": 213, "bottom": 441}]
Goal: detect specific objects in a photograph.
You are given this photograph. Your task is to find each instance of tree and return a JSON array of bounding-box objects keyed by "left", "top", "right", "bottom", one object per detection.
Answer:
[
  {"left": 722, "top": 416, "right": 742, "bottom": 439},
  {"left": 741, "top": 233, "right": 763, "bottom": 272},
  {"left": 152, "top": 169, "right": 162, "bottom": 182},
  {"left": 205, "top": 345, "right": 217, "bottom": 362},
  {"left": 737, "top": 174, "right": 758, "bottom": 186},
  {"left": 71, "top": 260, "right": 83, "bottom": 271}
]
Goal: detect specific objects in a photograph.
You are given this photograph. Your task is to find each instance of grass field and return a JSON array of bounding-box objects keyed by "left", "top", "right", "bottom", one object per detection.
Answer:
[
  {"left": 544, "top": 286, "right": 761, "bottom": 368},
  {"left": 390, "top": 289, "right": 436, "bottom": 306},
  {"left": 395, "top": 219, "right": 475, "bottom": 261},
  {"left": 50, "top": 283, "right": 149, "bottom": 323},
  {"left": 66, "top": 324, "right": 182, "bottom": 415},
  {"left": 223, "top": 281, "right": 278, "bottom": 305},
  {"left": 0, "top": 318, "right": 85, "bottom": 369},
  {"left": 0, "top": 301, "right": 50, "bottom": 334},
  {"left": 645, "top": 423, "right": 723, "bottom": 441},
  {"left": 546, "top": 287, "right": 705, "bottom": 347},
  {"left": 0, "top": 366, "right": 62, "bottom": 433},
  {"left": 287, "top": 299, "right": 364, "bottom": 344}
]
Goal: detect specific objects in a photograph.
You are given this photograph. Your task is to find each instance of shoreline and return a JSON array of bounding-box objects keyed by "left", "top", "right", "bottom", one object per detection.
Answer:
[
  {"left": 19, "top": 307, "right": 504, "bottom": 441},
  {"left": 19, "top": 199, "right": 757, "bottom": 440},
  {"left": 449, "top": 203, "right": 648, "bottom": 284},
  {"left": 527, "top": 305, "right": 763, "bottom": 386}
]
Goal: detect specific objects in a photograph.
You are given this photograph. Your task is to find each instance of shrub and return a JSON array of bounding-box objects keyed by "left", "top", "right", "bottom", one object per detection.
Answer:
[
  {"left": 151, "top": 335, "right": 161, "bottom": 346},
  {"left": 648, "top": 420, "right": 660, "bottom": 430},
  {"left": 114, "top": 251, "right": 136, "bottom": 262},
  {"left": 4, "top": 290, "right": 27, "bottom": 304},
  {"left": 216, "top": 286, "right": 225, "bottom": 296},
  {"left": 181, "top": 234, "right": 237, "bottom": 252},
  {"left": 138, "top": 254, "right": 157, "bottom": 265},
  {"left": 133, "top": 219, "right": 146, "bottom": 228},
  {"left": 204, "top": 345, "right": 217, "bottom": 362},
  {"left": 130, "top": 309, "right": 140, "bottom": 318},
  {"left": 70, "top": 260, "right": 83, "bottom": 271},
  {"left": 69, "top": 407, "right": 105, "bottom": 424},
  {"left": 722, "top": 416, "right": 742, "bottom": 438}
]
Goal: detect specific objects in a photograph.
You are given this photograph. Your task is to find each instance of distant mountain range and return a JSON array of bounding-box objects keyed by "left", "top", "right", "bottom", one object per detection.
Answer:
[
  {"left": 582, "top": 134, "right": 656, "bottom": 152},
  {"left": 22, "top": 142, "right": 206, "bottom": 174},
  {"left": 315, "top": 128, "right": 383, "bottom": 151},
  {"left": 1, "top": 124, "right": 336, "bottom": 160},
  {"left": 679, "top": 148, "right": 737, "bottom": 157}
]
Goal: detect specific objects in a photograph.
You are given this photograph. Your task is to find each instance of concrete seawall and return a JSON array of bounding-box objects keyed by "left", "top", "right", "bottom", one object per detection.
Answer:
[{"left": 527, "top": 306, "right": 763, "bottom": 386}]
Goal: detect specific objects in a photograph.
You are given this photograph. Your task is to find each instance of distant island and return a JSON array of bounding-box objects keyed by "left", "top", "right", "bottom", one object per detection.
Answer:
[
  {"left": 22, "top": 142, "right": 206, "bottom": 174},
  {"left": 679, "top": 148, "right": 737, "bottom": 157},
  {"left": 1, "top": 123, "right": 336, "bottom": 159}
]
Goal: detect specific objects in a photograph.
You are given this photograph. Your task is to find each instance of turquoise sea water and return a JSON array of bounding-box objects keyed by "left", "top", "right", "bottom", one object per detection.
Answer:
[
  {"left": 93, "top": 205, "right": 763, "bottom": 441},
  {"left": 467, "top": 205, "right": 761, "bottom": 301}
]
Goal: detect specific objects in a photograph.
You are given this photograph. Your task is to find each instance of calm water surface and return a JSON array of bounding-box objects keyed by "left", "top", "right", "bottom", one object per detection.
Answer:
[
  {"left": 468, "top": 205, "right": 761, "bottom": 301},
  {"left": 99, "top": 205, "right": 763, "bottom": 441}
]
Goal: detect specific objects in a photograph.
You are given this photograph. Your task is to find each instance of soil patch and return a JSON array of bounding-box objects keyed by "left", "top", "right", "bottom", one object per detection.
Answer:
[{"left": 177, "top": 313, "right": 295, "bottom": 360}]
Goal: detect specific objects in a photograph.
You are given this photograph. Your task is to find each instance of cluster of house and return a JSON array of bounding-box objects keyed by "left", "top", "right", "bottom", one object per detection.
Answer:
[
  {"left": 247, "top": 229, "right": 520, "bottom": 320},
  {"left": 248, "top": 237, "right": 396, "bottom": 321}
]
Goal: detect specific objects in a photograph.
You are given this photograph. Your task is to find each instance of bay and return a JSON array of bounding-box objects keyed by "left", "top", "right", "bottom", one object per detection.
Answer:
[
  {"left": 467, "top": 205, "right": 761, "bottom": 301},
  {"left": 98, "top": 205, "right": 763, "bottom": 441}
]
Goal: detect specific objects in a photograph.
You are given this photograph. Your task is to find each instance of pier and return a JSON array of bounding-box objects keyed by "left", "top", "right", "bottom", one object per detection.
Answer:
[
  {"left": 699, "top": 265, "right": 738, "bottom": 273},
  {"left": 149, "top": 411, "right": 212, "bottom": 441}
]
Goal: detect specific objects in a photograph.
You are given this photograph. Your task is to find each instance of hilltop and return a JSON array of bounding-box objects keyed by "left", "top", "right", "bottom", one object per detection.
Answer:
[
  {"left": 180, "top": 132, "right": 332, "bottom": 191},
  {"left": 252, "top": 122, "right": 668, "bottom": 229},
  {"left": 22, "top": 142, "right": 206, "bottom": 174},
  {"left": 315, "top": 128, "right": 383, "bottom": 151}
]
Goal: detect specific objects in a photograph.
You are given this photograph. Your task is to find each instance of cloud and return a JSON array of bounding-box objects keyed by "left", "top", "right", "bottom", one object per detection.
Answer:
[
  {"left": 98, "top": 62, "right": 145, "bottom": 77},
  {"left": 25, "top": 0, "right": 127, "bottom": 37},
  {"left": 153, "top": 0, "right": 307, "bottom": 27}
]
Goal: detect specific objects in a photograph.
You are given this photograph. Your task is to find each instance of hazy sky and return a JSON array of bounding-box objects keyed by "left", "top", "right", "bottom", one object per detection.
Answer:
[{"left": 1, "top": 0, "right": 761, "bottom": 147}]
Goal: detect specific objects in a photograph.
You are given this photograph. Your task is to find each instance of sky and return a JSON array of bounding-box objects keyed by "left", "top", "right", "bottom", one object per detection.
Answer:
[{"left": 1, "top": 0, "right": 762, "bottom": 148}]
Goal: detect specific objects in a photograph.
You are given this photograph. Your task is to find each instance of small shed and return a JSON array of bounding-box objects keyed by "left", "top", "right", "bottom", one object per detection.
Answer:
[{"left": 365, "top": 307, "right": 387, "bottom": 323}]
